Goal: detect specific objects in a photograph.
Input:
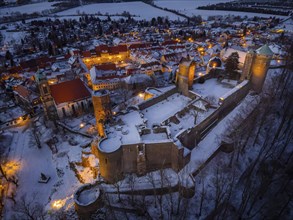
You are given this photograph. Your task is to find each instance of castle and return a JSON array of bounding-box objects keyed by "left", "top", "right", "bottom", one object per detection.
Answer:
[
  {"left": 90, "top": 45, "right": 273, "bottom": 183},
  {"left": 35, "top": 44, "right": 273, "bottom": 183}
]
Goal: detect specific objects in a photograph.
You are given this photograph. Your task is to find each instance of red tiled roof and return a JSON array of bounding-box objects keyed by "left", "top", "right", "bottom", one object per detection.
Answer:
[
  {"left": 128, "top": 43, "right": 150, "bottom": 49},
  {"left": 49, "top": 78, "right": 91, "bottom": 105},
  {"left": 82, "top": 51, "right": 92, "bottom": 58},
  {"left": 8, "top": 66, "right": 23, "bottom": 74},
  {"left": 126, "top": 68, "right": 139, "bottom": 75},
  {"left": 109, "top": 45, "right": 128, "bottom": 54},
  {"left": 95, "top": 63, "right": 116, "bottom": 71},
  {"left": 20, "top": 59, "right": 38, "bottom": 69},
  {"left": 64, "top": 54, "right": 71, "bottom": 59},
  {"left": 162, "top": 40, "right": 177, "bottom": 46},
  {"left": 95, "top": 45, "right": 128, "bottom": 54},
  {"left": 73, "top": 50, "right": 80, "bottom": 55},
  {"left": 36, "top": 56, "right": 55, "bottom": 65},
  {"left": 14, "top": 85, "right": 30, "bottom": 99},
  {"left": 96, "top": 45, "right": 109, "bottom": 53},
  {"left": 168, "top": 45, "right": 185, "bottom": 50},
  {"left": 20, "top": 56, "right": 55, "bottom": 69}
]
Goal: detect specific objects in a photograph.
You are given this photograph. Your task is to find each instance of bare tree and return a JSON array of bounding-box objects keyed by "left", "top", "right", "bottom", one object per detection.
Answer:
[
  {"left": 13, "top": 194, "right": 45, "bottom": 220},
  {"left": 112, "top": 176, "right": 123, "bottom": 203},
  {"left": 190, "top": 108, "right": 198, "bottom": 125},
  {"left": 126, "top": 173, "right": 136, "bottom": 205},
  {"left": 0, "top": 164, "right": 8, "bottom": 181},
  {"left": 147, "top": 172, "right": 158, "bottom": 208},
  {"left": 198, "top": 173, "right": 206, "bottom": 217},
  {"left": 115, "top": 86, "right": 133, "bottom": 110},
  {"left": 212, "top": 167, "right": 227, "bottom": 210}
]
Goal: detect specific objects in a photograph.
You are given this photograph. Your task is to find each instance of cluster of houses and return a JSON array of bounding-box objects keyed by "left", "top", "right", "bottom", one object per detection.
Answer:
[{"left": 0, "top": 14, "right": 291, "bottom": 128}]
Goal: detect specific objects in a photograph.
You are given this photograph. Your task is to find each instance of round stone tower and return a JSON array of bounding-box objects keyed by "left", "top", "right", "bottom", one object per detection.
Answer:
[
  {"left": 250, "top": 45, "right": 273, "bottom": 93},
  {"left": 92, "top": 89, "right": 112, "bottom": 137}
]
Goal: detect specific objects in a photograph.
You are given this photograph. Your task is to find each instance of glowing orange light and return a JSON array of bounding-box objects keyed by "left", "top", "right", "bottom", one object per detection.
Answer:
[
  {"left": 52, "top": 200, "right": 64, "bottom": 209},
  {"left": 2, "top": 160, "right": 21, "bottom": 176}
]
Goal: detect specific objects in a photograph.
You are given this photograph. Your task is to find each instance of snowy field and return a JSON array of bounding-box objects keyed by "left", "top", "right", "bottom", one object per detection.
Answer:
[
  {"left": 56, "top": 1, "right": 185, "bottom": 21},
  {"left": 155, "top": 0, "right": 287, "bottom": 19},
  {"left": 0, "top": 1, "right": 56, "bottom": 17},
  {"left": 155, "top": 0, "right": 234, "bottom": 9},
  {"left": 0, "top": 29, "right": 27, "bottom": 46}
]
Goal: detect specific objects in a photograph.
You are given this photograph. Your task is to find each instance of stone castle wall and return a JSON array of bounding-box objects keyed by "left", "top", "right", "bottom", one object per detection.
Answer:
[
  {"left": 92, "top": 140, "right": 190, "bottom": 183},
  {"left": 179, "top": 81, "right": 251, "bottom": 149},
  {"left": 138, "top": 87, "right": 177, "bottom": 110}
]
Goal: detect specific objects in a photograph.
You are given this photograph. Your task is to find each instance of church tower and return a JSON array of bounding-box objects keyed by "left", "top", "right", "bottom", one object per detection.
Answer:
[
  {"left": 92, "top": 89, "right": 112, "bottom": 137},
  {"left": 35, "top": 69, "right": 57, "bottom": 120},
  {"left": 176, "top": 58, "right": 196, "bottom": 96},
  {"left": 251, "top": 45, "right": 273, "bottom": 93}
]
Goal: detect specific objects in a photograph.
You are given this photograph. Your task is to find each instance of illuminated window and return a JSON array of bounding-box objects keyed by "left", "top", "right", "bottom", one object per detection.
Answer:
[{"left": 42, "top": 85, "right": 48, "bottom": 94}]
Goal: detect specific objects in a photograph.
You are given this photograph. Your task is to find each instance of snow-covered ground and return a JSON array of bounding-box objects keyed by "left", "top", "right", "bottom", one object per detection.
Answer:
[
  {"left": 156, "top": 0, "right": 234, "bottom": 9},
  {"left": 0, "top": 29, "right": 27, "bottom": 47},
  {"left": 155, "top": 0, "right": 287, "bottom": 19},
  {"left": 142, "top": 93, "right": 191, "bottom": 126},
  {"left": 2, "top": 117, "right": 95, "bottom": 219},
  {"left": 192, "top": 78, "right": 234, "bottom": 100},
  {"left": 56, "top": 1, "right": 185, "bottom": 21},
  {"left": 0, "top": 1, "right": 56, "bottom": 17}
]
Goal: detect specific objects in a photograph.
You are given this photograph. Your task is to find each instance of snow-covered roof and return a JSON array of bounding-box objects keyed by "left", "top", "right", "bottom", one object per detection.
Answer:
[
  {"left": 256, "top": 44, "right": 274, "bottom": 56},
  {"left": 124, "top": 74, "right": 152, "bottom": 84},
  {"left": 99, "top": 136, "right": 122, "bottom": 153}
]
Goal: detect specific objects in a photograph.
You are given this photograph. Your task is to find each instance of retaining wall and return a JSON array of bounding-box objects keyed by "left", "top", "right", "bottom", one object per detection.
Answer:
[{"left": 138, "top": 87, "right": 177, "bottom": 110}]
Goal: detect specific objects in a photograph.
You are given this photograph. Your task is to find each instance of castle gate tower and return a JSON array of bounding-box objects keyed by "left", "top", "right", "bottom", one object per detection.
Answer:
[
  {"left": 92, "top": 89, "right": 112, "bottom": 137},
  {"left": 176, "top": 58, "right": 196, "bottom": 96}
]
